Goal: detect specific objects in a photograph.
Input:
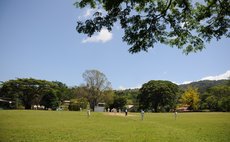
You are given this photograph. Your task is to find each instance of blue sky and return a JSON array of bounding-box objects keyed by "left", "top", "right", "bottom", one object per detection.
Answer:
[{"left": 0, "top": 0, "right": 229, "bottom": 89}]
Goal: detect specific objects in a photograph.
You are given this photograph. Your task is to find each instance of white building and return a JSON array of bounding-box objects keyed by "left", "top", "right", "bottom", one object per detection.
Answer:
[{"left": 94, "top": 103, "right": 105, "bottom": 112}]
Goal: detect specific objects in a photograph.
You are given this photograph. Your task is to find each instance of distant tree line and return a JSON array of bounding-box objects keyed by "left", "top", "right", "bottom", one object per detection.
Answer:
[
  {"left": 0, "top": 78, "right": 69, "bottom": 110},
  {"left": 0, "top": 70, "right": 229, "bottom": 112}
]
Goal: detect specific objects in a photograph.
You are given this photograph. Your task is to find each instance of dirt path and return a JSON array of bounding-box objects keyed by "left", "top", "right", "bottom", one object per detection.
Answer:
[{"left": 104, "top": 112, "right": 135, "bottom": 117}]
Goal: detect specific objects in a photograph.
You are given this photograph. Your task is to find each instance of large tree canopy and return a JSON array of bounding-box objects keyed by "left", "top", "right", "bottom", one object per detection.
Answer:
[
  {"left": 0, "top": 78, "right": 67, "bottom": 109},
  {"left": 138, "top": 80, "right": 179, "bottom": 112},
  {"left": 75, "top": 0, "right": 230, "bottom": 54}
]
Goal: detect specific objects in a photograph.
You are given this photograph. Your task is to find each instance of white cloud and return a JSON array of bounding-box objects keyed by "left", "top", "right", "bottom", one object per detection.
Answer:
[
  {"left": 118, "top": 86, "right": 127, "bottom": 90},
  {"left": 77, "top": 8, "right": 94, "bottom": 20},
  {"left": 84, "top": 8, "right": 94, "bottom": 18},
  {"left": 201, "top": 70, "right": 230, "bottom": 81},
  {"left": 181, "top": 80, "right": 193, "bottom": 85},
  {"left": 180, "top": 70, "right": 230, "bottom": 85},
  {"left": 118, "top": 85, "right": 142, "bottom": 90},
  {"left": 119, "top": 70, "right": 230, "bottom": 88},
  {"left": 82, "top": 28, "right": 113, "bottom": 43}
]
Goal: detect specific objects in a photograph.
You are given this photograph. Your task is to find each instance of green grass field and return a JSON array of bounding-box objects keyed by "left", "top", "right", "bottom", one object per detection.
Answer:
[{"left": 0, "top": 110, "right": 229, "bottom": 142}]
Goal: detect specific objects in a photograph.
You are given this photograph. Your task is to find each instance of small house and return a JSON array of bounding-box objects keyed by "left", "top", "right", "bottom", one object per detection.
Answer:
[{"left": 94, "top": 103, "right": 105, "bottom": 112}]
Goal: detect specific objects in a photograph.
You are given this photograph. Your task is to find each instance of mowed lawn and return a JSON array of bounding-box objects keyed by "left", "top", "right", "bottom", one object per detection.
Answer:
[{"left": 0, "top": 110, "right": 229, "bottom": 142}]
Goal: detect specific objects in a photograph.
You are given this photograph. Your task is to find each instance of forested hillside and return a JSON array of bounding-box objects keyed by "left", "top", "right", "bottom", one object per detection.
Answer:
[
  {"left": 179, "top": 80, "right": 229, "bottom": 93},
  {"left": 179, "top": 80, "right": 230, "bottom": 111}
]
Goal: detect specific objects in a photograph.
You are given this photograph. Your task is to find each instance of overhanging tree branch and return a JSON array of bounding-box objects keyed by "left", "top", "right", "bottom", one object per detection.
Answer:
[{"left": 75, "top": 0, "right": 230, "bottom": 54}]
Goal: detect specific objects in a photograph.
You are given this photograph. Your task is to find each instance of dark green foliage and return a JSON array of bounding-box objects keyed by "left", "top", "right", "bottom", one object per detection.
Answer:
[
  {"left": 68, "top": 98, "right": 88, "bottom": 111},
  {"left": 1, "top": 77, "right": 229, "bottom": 112},
  {"left": 109, "top": 96, "right": 127, "bottom": 110},
  {"left": 68, "top": 86, "right": 114, "bottom": 109},
  {"left": 75, "top": 0, "right": 230, "bottom": 54},
  {"left": 113, "top": 89, "right": 139, "bottom": 111},
  {"left": 204, "top": 85, "right": 230, "bottom": 111},
  {"left": 180, "top": 79, "right": 230, "bottom": 111},
  {"left": 0, "top": 78, "right": 68, "bottom": 110},
  {"left": 114, "top": 89, "right": 139, "bottom": 104},
  {"left": 179, "top": 80, "right": 229, "bottom": 94},
  {"left": 40, "top": 91, "right": 59, "bottom": 110},
  {"left": 69, "top": 86, "right": 89, "bottom": 99},
  {"left": 139, "top": 80, "right": 179, "bottom": 112},
  {"left": 51, "top": 81, "right": 70, "bottom": 101}
]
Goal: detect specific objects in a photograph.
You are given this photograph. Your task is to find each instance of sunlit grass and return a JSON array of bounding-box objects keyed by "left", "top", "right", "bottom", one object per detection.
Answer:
[{"left": 0, "top": 110, "right": 229, "bottom": 142}]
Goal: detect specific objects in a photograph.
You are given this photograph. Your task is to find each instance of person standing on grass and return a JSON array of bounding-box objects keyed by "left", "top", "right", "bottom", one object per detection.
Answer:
[
  {"left": 125, "top": 109, "right": 128, "bottom": 116},
  {"left": 174, "top": 110, "right": 177, "bottom": 120},
  {"left": 87, "top": 109, "right": 90, "bottom": 118},
  {"left": 141, "top": 110, "right": 144, "bottom": 120}
]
